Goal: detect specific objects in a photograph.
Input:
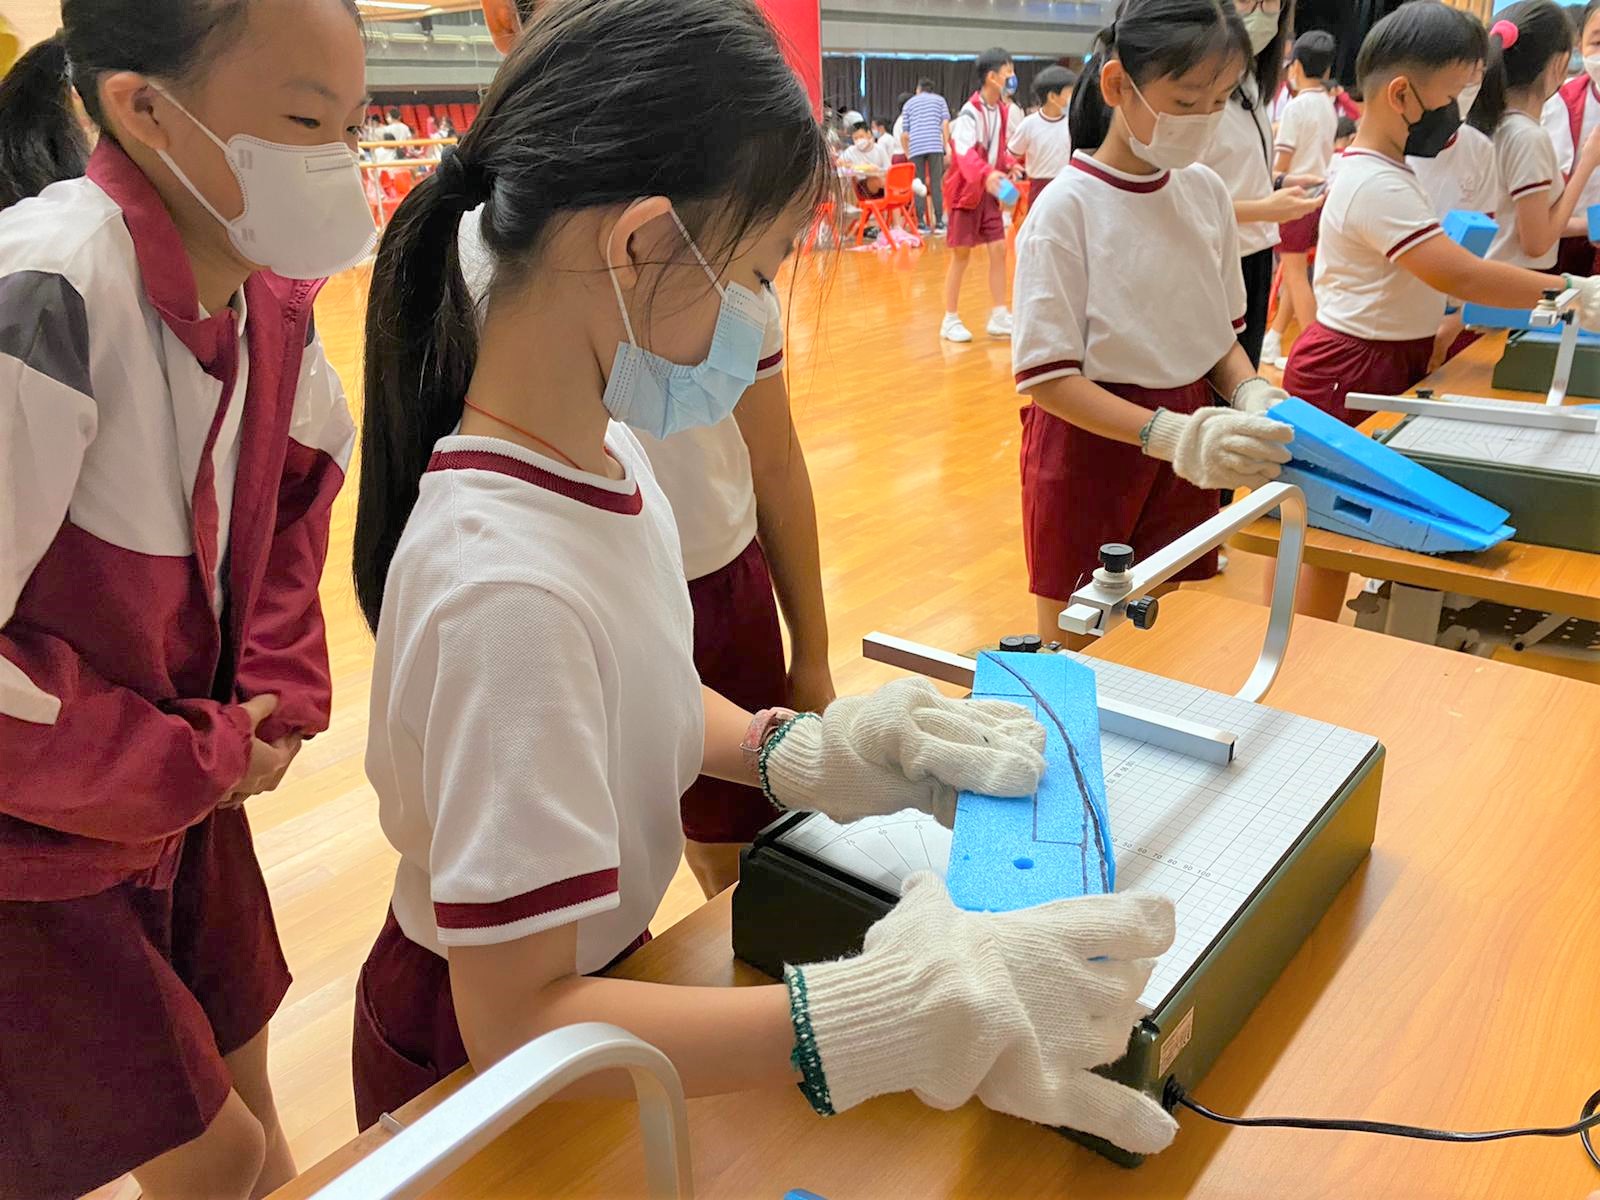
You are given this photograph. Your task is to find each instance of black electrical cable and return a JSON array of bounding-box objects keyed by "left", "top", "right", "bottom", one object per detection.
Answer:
[{"left": 1163, "top": 1079, "right": 1600, "bottom": 1174}]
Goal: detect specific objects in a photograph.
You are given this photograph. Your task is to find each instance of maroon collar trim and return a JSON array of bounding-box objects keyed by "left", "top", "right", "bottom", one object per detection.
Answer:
[
  {"left": 86, "top": 139, "right": 239, "bottom": 376},
  {"left": 1069, "top": 152, "right": 1169, "bottom": 193},
  {"left": 427, "top": 448, "right": 644, "bottom": 515},
  {"left": 1342, "top": 148, "right": 1414, "bottom": 174}
]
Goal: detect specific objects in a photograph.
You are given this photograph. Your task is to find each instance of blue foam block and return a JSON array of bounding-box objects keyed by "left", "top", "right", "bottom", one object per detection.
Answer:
[
  {"left": 1588, "top": 203, "right": 1600, "bottom": 244},
  {"left": 946, "top": 652, "right": 1113, "bottom": 913},
  {"left": 1443, "top": 208, "right": 1497, "bottom": 258},
  {"left": 1268, "top": 398, "right": 1511, "bottom": 532},
  {"left": 1459, "top": 301, "right": 1600, "bottom": 338},
  {"left": 1280, "top": 464, "right": 1516, "bottom": 553}
]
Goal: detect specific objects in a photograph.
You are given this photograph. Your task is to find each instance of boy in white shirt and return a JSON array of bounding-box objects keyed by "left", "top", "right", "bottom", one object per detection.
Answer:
[
  {"left": 1008, "top": 66, "right": 1076, "bottom": 204},
  {"left": 872, "top": 116, "right": 901, "bottom": 162},
  {"left": 1262, "top": 29, "right": 1339, "bottom": 363},
  {"left": 840, "top": 120, "right": 890, "bottom": 201}
]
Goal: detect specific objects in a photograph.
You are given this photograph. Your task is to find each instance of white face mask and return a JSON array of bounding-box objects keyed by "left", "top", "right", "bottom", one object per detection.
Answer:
[
  {"left": 1241, "top": 8, "right": 1279, "bottom": 57},
  {"left": 1456, "top": 81, "right": 1482, "bottom": 120},
  {"left": 154, "top": 86, "right": 377, "bottom": 280},
  {"left": 1585, "top": 55, "right": 1600, "bottom": 89},
  {"left": 1125, "top": 79, "right": 1225, "bottom": 170}
]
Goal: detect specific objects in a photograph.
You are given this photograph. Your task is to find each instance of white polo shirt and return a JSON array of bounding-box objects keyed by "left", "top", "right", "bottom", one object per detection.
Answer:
[
  {"left": 840, "top": 140, "right": 890, "bottom": 173},
  {"left": 1488, "top": 111, "right": 1562, "bottom": 270},
  {"left": 1008, "top": 111, "right": 1073, "bottom": 181},
  {"left": 631, "top": 289, "right": 786, "bottom": 581},
  {"left": 1409, "top": 124, "right": 1499, "bottom": 219},
  {"left": 1313, "top": 149, "right": 1446, "bottom": 342},
  {"left": 1275, "top": 88, "right": 1338, "bottom": 180},
  {"left": 1013, "top": 152, "right": 1245, "bottom": 391},
  {"left": 1203, "top": 79, "right": 1280, "bottom": 257},
  {"left": 368, "top": 427, "right": 703, "bottom": 972}
]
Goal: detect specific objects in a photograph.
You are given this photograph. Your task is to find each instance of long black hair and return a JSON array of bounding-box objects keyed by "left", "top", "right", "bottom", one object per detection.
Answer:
[
  {"left": 1355, "top": 0, "right": 1488, "bottom": 94},
  {"left": 0, "top": 0, "right": 359, "bottom": 212},
  {"left": 1468, "top": 0, "right": 1573, "bottom": 132},
  {"left": 352, "top": 0, "right": 831, "bottom": 632},
  {"left": 1069, "top": 0, "right": 1251, "bottom": 151},
  {"left": 0, "top": 37, "right": 89, "bottom": 210}
]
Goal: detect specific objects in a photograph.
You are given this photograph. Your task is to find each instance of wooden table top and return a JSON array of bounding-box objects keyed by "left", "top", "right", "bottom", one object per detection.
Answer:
[
  {"left": 1231, "top": 332, "right": 1600, "bottom": 621},
  {"left": 273, "top": 592, "right": 1600, "bottom": 1200}
]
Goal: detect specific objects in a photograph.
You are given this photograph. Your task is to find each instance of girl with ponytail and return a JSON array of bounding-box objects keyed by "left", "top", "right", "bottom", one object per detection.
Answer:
[
  {"left": 0, "top": 2, "right": 369, "bottom": 1197},
  {"left": 1468, "top": 0, "right": 1599, "bottom": 270},
  {"left": 350, "top": 0, "right": 1178, "bottom": 1158},
  {"left": 1017, "top": 0, "right": 1295, "bottom": 644}
]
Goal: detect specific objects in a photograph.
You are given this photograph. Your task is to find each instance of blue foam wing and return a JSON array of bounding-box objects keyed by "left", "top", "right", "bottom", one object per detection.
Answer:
[
  {"left": 946, "top": 652, "right": 1114, "bottom": 912},
  {"left": 1279, "top": 464, "right": 1515, "bottom": 553},
  {"left": 1267, "top": 398, "right": 1510, "bottom": 534}
]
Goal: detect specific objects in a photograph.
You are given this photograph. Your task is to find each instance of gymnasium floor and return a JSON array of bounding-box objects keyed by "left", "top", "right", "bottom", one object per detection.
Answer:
[{"left": 257, "top": 233, "right": 1280, "bottom": 1169}]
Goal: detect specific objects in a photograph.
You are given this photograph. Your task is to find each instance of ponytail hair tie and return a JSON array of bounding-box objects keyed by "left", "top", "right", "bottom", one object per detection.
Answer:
[{"left": 1490, "top": 18, "right": 1519, "bottom": 49}]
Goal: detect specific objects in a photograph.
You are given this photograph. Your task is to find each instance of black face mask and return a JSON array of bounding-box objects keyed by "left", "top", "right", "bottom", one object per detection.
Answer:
[{"left": 1402, "top": 93, "right": 1462, "bottom": 159}]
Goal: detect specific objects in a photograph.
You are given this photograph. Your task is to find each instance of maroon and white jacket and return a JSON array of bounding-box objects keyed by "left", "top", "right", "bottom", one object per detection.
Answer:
[{"left": 0, "top": 140, "right": 354, "bottom": 900}]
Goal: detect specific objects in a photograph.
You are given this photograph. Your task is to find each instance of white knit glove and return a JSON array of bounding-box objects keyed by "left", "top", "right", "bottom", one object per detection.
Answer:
[
  {"left": 1566, "top": 274, "right": 1600, "bottom": 332},
  {"left": 763, "top": 678, "right": 1046, "bottom": 827},
  {"left": 1144, "top": 407, "right": 1294, "bottom": 491},
  {"left": 1230, "top": 376, "right": 1289, "bottom": 414},
  {"left": 785, "top": 873, "right": 1179, "bottom": 1155}
]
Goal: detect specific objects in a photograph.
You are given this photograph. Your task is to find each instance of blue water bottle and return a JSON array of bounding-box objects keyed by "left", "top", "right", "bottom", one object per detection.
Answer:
[{"left": 997, "top": 177, "right": 1020, "bottom": 208}]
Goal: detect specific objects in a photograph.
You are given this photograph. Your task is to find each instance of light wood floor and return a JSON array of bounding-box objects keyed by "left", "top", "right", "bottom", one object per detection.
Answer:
[{"left": 257, "top": 233, "right": 1280, "bottom": 1172}]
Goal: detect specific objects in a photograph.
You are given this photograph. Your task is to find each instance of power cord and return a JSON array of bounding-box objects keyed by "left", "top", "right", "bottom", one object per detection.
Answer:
[{"left": 1162, "top": 1078, "right": 1600, "bottom": 1174}]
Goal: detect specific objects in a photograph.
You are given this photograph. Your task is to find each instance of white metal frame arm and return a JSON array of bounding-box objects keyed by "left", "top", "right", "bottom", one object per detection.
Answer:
[
  {"left": 1060, "top": 482, "right": 1308, "bottom": 705},
  {"left": 308, "top": 1024, "right": 693, "bottom": 1200},
  {"left": 1344, "top": 392, "right": 1600, "bottom": 434}
]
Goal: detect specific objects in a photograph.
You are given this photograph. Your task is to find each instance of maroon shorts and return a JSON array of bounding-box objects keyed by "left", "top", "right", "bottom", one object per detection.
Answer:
[
  {"left": 681, "top": 538, "right": 788, "bottom": 843},
  {"left": 0, "top": 810, "right": 289, "bottom": 1200},
  {"left": 853, "top": 178, "right": 883, "bottom": 202},
  {"left": 353, "top": 909, "right": 649, "bottom": 1131},
  {"left": 1283, "top": 321, "right": 1434, "bottom": 426},
  {"left": 1278, "top": 208, "right": 1321, "bottom": 254},
  {"left": 947, "top": 193, "right": 1005, "bottom": 248},
  {"left": 1556, "top": 235, "right": 1599, "bottom": 278},
  {"left": 1027, "top": 177, "right": 1054, "bottom": 205},
  {"left": 1019, "top": 380, "right": 1220, "bottom": 601}
]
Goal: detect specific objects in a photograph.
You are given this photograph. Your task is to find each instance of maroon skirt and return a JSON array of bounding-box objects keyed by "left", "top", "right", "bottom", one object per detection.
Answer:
[
  {"left": 353, "top": 909, "right": 648, "bottom": 1131},
  {"left": 0, "top": 809, "right": 290, "bottom": 1200},
  {"left": 680, "top": 537, "right": 789, "bottom": 843},
  {"left": 1282, "top": 321, "right": 1434, "bottom": 426},
  {"left": 1278, "top": 207, "right": 1322, "bottom": 254},
  {"left": 1020, "top": 379, "right": 1221, "bottom": 601}
]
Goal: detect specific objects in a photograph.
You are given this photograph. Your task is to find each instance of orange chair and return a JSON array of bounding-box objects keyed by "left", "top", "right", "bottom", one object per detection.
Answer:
[
  {"left": 804, "top": 199, "right": 837, "bottom": 251},
  {"left": 850, "top": 162, "right": 922, "bottom": 248}
]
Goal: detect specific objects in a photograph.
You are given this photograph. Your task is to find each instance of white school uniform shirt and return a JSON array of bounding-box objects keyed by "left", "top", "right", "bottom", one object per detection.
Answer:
[
  {"left": 1274, "top": 88, "right": 1338, "bottom": 179},
  {"left": 630, "top": 289, "right": 786, "bottom": 581},
  {"left": 1409, "top": 124, "right": 1499, "bottom": 219},
  {"left": 877, "top": 132, "right": 900, "bottom": 160},
  {"left": 203, "top": 294, "right": 248, "bottom": 610},
  {"left": 1204, "top": 78, "right": 1280, "bottom": 257},
  {"left": 1012, "top": 152, "right": 1245, "bottom": 391},
  {"left": 369, "top": 428, "right": 703, "bottom": 971},
  {"left": 1487, "top": 111, "right": 1562, "bottom": 270},
  {"left": 840, "top": 140, "right": 890, "bottom": 173},
  {"left": 455, "top": 208, "right": 786, "bottom": 583},
  {"left": 1541, "top": 81, "right": 1600, "bottom": 215},
  {"left": 1007, "top": 111, "right": 1073, "bottom": 180},
  {"left": 1313, "top": 149, "right": 1446, "bottom": 342}
]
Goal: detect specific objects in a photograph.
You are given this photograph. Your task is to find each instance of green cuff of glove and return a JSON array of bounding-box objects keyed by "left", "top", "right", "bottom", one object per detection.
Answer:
[
  {"left": 758, "top": 712, "right": 818, "bottom": 806},
  {"left": 784, "top": 965, "right": 836, "bottom": 1116}
]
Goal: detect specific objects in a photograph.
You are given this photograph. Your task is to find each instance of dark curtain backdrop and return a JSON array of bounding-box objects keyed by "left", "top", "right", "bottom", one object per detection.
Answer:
[{"left": 827, "top": 56, "right": 1074, "bottom": 126}]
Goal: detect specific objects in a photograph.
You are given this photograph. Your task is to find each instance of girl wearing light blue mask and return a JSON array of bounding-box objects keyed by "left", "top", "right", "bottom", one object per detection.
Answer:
[{"left": 349, "top": 0, "right": 1179, "bottom": 1158}]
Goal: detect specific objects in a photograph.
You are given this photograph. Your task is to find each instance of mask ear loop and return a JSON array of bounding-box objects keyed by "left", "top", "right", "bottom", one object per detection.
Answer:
[
  {"left": 150, "top": 83, "right": 240, "bottom": 231},
  {"left": 605, "top": 215, "right": 642, "bottom": 348},
  {"left": 669, "top": 208, "right": 727, "bottom": 298}
]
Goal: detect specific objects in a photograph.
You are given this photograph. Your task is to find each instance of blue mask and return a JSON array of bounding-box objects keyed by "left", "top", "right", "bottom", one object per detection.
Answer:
[
  {"left": 1005, "top": 74, "right": 1019, "bottom": 94},
  {"left": 602, "top": 208, "right": 769, "bottom": 440}
]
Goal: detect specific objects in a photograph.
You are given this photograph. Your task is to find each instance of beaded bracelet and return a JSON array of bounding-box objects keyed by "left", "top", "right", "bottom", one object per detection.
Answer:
[{"left": 756, "top": 712, "right": 819, "bottom": 806}]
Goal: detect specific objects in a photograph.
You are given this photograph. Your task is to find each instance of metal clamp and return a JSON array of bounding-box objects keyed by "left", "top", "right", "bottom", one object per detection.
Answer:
[
  {"left": 308, "top": 1024, "right": 693, "bottom": 1200},
  {"left": 1060, "top": 481, "right": 1307, "bottom": 705}
]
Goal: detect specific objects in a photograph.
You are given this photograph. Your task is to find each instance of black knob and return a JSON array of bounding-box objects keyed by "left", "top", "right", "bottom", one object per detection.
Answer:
[
  {"left": 999, "top": 635, "right": 1029, "bottom": 653},
  {"left": 1543, "top": 288, "right": 1561, "bottom": 301},
  {"left": 1099, "top": 543, "right": 1135, "bottom": 573},
  {"left": 1128, "top": 596, "right": 1160, "bottom": 630},
  {"left": 1416, "top": 388, "right": 1434, "bottom": 400},
  {"left": 1020, "top": 635, "right": 1042, "bottom": 653}
]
